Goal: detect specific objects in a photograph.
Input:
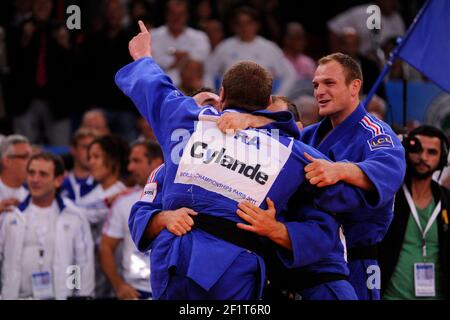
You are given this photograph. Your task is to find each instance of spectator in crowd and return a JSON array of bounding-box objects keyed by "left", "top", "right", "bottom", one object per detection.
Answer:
[
  {"left": 365, "top": 94, "right": 387, "bottom": 121},
  {"left": 100, "top": 140, "right": 163, "bottom": 300},
  {"left": 178, "top": 58, "right": 204, "bottom": 96},
  {"left": 201, "top": 19, "right": 224, "bottom": 52},
  {"left": 328, "top": 0, "right": 405, "bottom": 57},
  {"left": 294, "top": 95, "right": 320, "bottom": 128},
  {"left": 136, "top": 117, "right": 157, "bottom": 143},
  {"left": 381, "top": 36, "right": 423, "bottom": 81},
  {"left": 249, "top": 0, "right": 283, "bottom": 44},
  {"left": 282, "top": 22, "right": 316, "bottom": 81},
  {"left": 80, "top": 109, "right": 111, "bottom": 137},
  {"left": 270, "top": 95, "right": 303, "bottom": 131},
  {"left": 380, "top": 125, "right": 450, "bottom": 300},
  {"left": 126, "top": 0, "right": 154, "bottom": 35},
  {"left": 7, "top": 0, "right": 76, "bottom": 146},
  {"left": 337, "top": 27, "right": 385, "bottom": 98},
  {"left": 76, "top": 134, "right": 129, "bottom": 298},
  {"left": 0, "top": 135, "right": 32, "bottom": 212},
  {"left": 206, "top": 6, "right": 297, "bottom": 96},
  {"left": 191, "top": 0, "right": 218, "bottom": 31},
  {"left": 0, "top": 152, "right": 95, "bottom": 299},
  {"left": 60, "top": 128, "right": 98, "bottom": 203},
  {"left": 10, "top": 0, "right": 32, "bottom": 28},
  {"left": 0, "top": 26, "right": 8, "bottom": 128},
  {"left": 151, "top": 0, "right": 210, "bottom": 86},
  {"left": 82, "top": 0, "right": 138, "bottom": 142}
]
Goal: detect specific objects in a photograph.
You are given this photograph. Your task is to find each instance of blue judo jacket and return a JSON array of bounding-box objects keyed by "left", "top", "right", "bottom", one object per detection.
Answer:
[
  {"left": 301, "top": 104, "right": 406, "bottom": 249},
  {"left": 116, "top": 57, "right": 367, "bottom": 299}
]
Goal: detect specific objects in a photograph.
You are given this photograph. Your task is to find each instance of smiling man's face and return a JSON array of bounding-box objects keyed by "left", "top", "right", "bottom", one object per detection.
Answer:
[{"left": 313, "top": 60, "right": 358, "bottom": 122}]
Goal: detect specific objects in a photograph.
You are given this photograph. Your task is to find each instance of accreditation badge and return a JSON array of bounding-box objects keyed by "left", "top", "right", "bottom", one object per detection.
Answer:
[
  {"left": 32, "top": 271, "right": 54, "bottom": 300},
  {"left": 414, "top": 263, "right": 435, "bottom": 297}
]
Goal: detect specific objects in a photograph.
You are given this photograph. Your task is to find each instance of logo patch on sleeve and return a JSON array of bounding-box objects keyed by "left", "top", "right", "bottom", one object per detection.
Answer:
[
  {"left": 140, "top": 182, "right": 157, "bottom": 203},
  {"left": 367, "top": 134, "right": 394, "bottom": 151}
]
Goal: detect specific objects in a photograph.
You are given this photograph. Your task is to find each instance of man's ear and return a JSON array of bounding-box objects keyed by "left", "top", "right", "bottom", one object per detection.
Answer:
[
  {"left": 54, "top": 175, "right": 65, "bottom": 189},
  {"left": 268, "top": 95, "right": 273, "bottom": 108},
  {"left": 219, "top": 86, "right": 225, "bottom": 102},
  {"left": 351, "top": 79, "right": 362, "bottom": 97}
]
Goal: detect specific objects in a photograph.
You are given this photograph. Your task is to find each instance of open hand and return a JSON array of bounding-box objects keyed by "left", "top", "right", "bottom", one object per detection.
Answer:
[{"left": 236, "top": 198, "right": 278, "bottom": 237}]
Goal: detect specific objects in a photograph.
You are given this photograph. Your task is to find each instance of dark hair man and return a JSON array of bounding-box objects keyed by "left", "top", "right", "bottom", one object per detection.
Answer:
[
  {"left": 0, "top": 152, "right": 94, "bottom": 299},
  {"left": 379, "top": 125, "right": 450, "bottom": 300}
]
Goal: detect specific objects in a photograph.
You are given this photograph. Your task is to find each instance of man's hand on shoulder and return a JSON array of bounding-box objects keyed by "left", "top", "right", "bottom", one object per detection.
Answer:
[{"left": 129, "top": 20, "right": 152, "bottom": 61}]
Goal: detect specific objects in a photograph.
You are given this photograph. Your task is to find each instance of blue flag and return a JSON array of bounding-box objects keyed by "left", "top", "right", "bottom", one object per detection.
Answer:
[{"left": 398, "top": 0, "right": 450, "bottom": 93}]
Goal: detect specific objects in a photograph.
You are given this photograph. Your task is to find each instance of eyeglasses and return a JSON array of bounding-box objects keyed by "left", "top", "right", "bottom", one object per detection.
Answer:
[{"left": 7, "top": 153, "right": 31, "bottom": 160}]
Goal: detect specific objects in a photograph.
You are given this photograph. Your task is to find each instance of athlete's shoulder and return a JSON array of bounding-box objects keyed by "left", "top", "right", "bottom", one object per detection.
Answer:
[
  {"left": 146, "top": 164, "right": 165, "bottom": 184},
  {"left": 358, "top": 113, "right": 402, "bottom": 151}
]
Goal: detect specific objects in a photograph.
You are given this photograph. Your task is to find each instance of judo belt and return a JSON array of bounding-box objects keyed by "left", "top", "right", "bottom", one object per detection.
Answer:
[
  {"left": 347, "top": 244, "right": 378, "bottom": 261},
  {"left": 192, "top": 214, "right": 265, "bottom": 258},
  {"left": 264, "top": 249, "right": 348, "bottom": 292}
]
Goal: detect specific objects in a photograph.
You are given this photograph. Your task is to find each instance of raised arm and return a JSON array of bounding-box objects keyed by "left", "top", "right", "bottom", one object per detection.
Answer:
[{"left": 115, "top": 21, "right": 202, "bottom": 152}]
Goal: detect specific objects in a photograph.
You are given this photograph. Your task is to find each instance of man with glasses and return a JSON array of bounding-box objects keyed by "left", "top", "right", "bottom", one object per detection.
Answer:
[{"left": 0, "top": 135, "right": 32, "bottom": 213}]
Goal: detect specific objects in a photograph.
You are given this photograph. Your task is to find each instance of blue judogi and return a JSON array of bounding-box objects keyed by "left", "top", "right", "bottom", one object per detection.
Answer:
[
  {"left": 301, "top": 104, "right": 406, "bottom": 300},
  {"left": 117, "top": 57, "right": 362, "bottom": 300}
]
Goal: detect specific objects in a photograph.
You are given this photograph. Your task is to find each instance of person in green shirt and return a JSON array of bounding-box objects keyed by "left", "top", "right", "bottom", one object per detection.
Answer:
[{"left": 379, "top": 125, "right": 450, "bottom": 300}]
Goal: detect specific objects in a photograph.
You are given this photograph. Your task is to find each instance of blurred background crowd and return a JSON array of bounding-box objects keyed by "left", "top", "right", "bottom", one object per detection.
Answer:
[{"left": 0, "top": 0, "right": 429, "bottom": 150}]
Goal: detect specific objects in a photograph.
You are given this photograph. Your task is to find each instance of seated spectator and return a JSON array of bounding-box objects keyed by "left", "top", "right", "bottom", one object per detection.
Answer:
[
  {"left": 205, "top": 6, "right": 297, "bottom": 96},
  {"left": 328, "top": 0, "right": 405, "bottom": 56},
  {"left": 0, "top": 152, "right": 95, "bottom": 299},
  {"left": 100, "top": 141, "right": 163, "bottom": 300},
  {"left": 60, "top": 128, "right": 98, "bottom": 202},
  {"left": 80, "top": 109, "right": 110, "bottom": 137},
  {"left": 151, "top": 0, "right": 210, "bottom": 86},
  {"left": 282, "top": 22, "right": 316, "bottom": 81}
]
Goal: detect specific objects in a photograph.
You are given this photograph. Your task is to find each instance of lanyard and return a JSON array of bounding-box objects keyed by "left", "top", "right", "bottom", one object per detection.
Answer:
[{"left": 402, "top": 184, "right": 441, "bottom": 258}]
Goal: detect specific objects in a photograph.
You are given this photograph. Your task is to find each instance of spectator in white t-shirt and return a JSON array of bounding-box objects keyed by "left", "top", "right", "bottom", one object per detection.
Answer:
[
  {"left": 151, "top": 0, "right": 210, "bottom": 86},
  {"left": 327, "top": 0, "right": 405, "bottom": 56},
  {"left": 100, "top": 140, "right": 163, "bottom": 299},
  {"left": 0, "top": 135, "right": 32, "bottom": 213},
  {"left": 205, "top": 6, "right": 297, "bottom": 96}
]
